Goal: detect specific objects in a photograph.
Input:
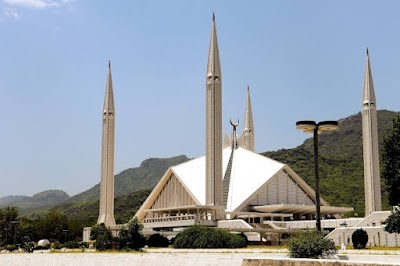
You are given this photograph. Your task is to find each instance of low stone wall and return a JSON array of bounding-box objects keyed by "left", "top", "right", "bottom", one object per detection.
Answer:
[{"left": 242, "top": 258, "right": 396, "bottom": 266}]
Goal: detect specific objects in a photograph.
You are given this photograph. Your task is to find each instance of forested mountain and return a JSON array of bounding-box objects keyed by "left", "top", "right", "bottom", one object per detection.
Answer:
[
  {"left": 51, "top": 189, "right": 151, "bottom": 226},
  {"left": 0, "top": 195, "right": 28, "bottom": 206},
  {"left": 0, "top": 190, "right": 69, "bottom": 215},
  {"left": 263, "top": 109, "right": 400, "bottom": 216},
  {"left": 66, "top": 155, "right": 190, "bottom": 203}
]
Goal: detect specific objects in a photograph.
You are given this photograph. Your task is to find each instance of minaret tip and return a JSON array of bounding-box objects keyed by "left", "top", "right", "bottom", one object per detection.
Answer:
[
  {"left": 108, "top": 60, "right": 111, "bottom": 68},
  {"left": 366, "top": 47, "right": 369, "bottom": 55},
  {"left": 212, "top": 12, "right": 215, "bottom": 21},
  {"left": 247, "top": 85, "right": 250, "bottom": 92}
]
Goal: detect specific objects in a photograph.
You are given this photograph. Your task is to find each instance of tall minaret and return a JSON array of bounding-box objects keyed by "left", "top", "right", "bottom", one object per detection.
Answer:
[
  {"left": 206, "top": 13, "right": 223, "bottom": 207},
  {"left": 243, "top": 86, "right": 255, "bottom": 151},
  {"left": 362, "top": 49, "right": 382, "bottom": 216},
  {"left": 97, "top": 61, "right": 116, "bottom": 226}
]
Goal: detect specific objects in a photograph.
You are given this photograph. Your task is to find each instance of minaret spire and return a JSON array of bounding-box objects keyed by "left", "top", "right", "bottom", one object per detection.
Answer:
[
  {"left": 362, "top": 48, "right": 381, "bottom": 216},
  {"left": 238, "top": 86, "right": 255, "bottom": 151},
  {"left": 97, "top": 61, "right": 116, "bottom": 226},
  {"left": 206, "top": 13, "right": 223, "bottom": 207},
  {"left": 243, "top": 86, "right": 255, "bottom": 151}
]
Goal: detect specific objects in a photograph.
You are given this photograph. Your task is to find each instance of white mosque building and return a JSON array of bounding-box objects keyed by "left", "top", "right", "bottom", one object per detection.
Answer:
[{"left": 84, "top": 14, "right": 399, "bottom": 247}]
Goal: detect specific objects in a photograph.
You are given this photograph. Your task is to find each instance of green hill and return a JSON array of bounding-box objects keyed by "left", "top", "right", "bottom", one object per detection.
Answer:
[
  {"left": 0, "top": 190, "right": 70, "bottom": 215},
  {"left": 67, "top": 155, "right": 190, "bottom": 203},
  {"left": 52, "top": 189, "right": 151, "bottom": 226},
  {"left": 263, "top": 109, "right": 400, "bottom": 216},
  {"left": 0, "top": 195, "right": 28, "bottom": 206}
]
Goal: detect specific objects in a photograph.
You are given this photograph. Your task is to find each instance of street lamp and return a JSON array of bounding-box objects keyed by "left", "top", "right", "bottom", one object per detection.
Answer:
[
  {"left": 62, "top": 229, "right": 69, "bottom": 243},
  {"left": 11, "top": 221, "right": 19, "bottom": 245},
  {"left": 4, "top": 228, "right": 9, "bottom": 247},
  {"left": 296, "top": 120, "right": 339, "bottom": 232}
]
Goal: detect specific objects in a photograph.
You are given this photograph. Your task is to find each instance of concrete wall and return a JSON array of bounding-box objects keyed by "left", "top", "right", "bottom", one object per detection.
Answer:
[
  {"left": 354, "top": 211, "right": 390, "bottom": 227},
  {"left": 242, "top": 258, "right": 395, "bottom": 266},
  {"left": 326, "top": 226, "right": 400, "bottom": 247}
]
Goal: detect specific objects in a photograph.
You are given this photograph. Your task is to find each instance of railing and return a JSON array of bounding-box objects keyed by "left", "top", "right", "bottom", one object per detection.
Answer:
[
  {"left": 144, "top": 214, "right": 196, "bottom": 224},
  {"left": 143, "top": 214, "right": 217, "bottom": 228}
]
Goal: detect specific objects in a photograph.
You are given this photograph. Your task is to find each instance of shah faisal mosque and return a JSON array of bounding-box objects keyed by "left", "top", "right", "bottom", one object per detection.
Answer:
[{"left": 83, "top": 14, "right": 400, "bottom": 247}]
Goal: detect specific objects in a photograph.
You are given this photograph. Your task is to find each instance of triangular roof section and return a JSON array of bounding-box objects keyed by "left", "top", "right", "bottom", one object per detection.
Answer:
[
  {"left": 172, "top": 148, "right": 232, "bottom": 205},
  {"left": 226, "top": 147, "right": 284, "bottom": 211},
  {"left": 135, "top": 167, "right": 199, "bottom": 221}
]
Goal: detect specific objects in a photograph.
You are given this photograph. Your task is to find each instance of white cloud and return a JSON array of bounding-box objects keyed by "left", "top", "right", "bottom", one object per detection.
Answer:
[
  {"left": 2, "top": 0, "right": 70, "bottom": 9},
  {"left": 0, "top": 0, "right": 75, "bottom": 21},
  {"left": 2, "top": 7, "right": 19, "bottom": 19}
]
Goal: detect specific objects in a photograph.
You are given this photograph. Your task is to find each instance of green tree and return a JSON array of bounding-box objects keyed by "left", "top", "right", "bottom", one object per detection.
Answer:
[
  {"left": 382, "top": 116, "right": 400, "bottom": 206},
  {"left": 18, "top": 217, "right": 35, "bottom": 247},
  {"left": 287, "top": 230, "right": 336, "bottom": 258},
  {"left": 32, "top": 210, "right": 69, "bottom": 242},
  {"left": 90, "top": 223, "right": 113, "bottom": 250},
  {"left": 0, "top": 207, "right": 19, "bottom": 247},
  {"left": 118, "top": 217, "right": 145, "bottom": 251},
  {"left": 352, "top": 228, "right": 368, "bottom": 249},
  {"left": 383, "top": 209, "right": 400, "bottom": 234}
]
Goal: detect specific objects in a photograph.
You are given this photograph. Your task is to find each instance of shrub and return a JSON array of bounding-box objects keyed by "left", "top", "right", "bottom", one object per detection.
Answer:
[
  {"left": 79, "top": 242, "right": 89, "bottom": 249},
  {"left": 95, "top": 231, "right": 113, "bottom": 250},
  {"left": 64, "top": 240, "right": 81, "bottom": 249},
  {"left": 383, "top": 209, "right": 400, "bottom": 234},
  {"left": 352, "top": 228, "right": 368, "bottom": 249},
  {"left": 51, "top": 242, "right": 64, "bottom": 249},
  {"left": 33, "top": 245, "right": 49, "bottom": 250},
  {"left": 6, "top": 244, "right": 17, "bottom": 251},
  {"left": 147, "top": 234, "right": 170, "bottom": 247},
  {"left": 173, "top": 225, "right": 247, "bottom": 249},
  {"left": 90, "top": 223, "right": 113, "bottom": 250},
  {"left": 287, "top": 230, "right": 336, "bottom": 258},
  {"left": 118, "top": 218, "right": 146, "bottom": 251}
]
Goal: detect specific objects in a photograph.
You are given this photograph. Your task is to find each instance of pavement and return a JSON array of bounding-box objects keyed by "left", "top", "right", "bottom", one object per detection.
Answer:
[{"left": 0, "top": 248, "right": 398, "bottom": 266}]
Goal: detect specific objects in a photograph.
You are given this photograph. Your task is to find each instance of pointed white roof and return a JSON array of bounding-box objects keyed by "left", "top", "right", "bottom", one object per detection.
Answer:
[
  {"left": 172, "top": 147, "right": 285, "bottom": 211},
  {"left": 172, "top": 148, "right": 231, "bottom": 206},
  {"left": 227, "top": 148, "right": 284, "bottom": 211}
]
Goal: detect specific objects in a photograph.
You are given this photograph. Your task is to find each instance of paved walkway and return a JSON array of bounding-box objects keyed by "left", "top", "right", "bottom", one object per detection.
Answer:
[{"left": 0, "top": 248, "right": 399, "bottom": 265}]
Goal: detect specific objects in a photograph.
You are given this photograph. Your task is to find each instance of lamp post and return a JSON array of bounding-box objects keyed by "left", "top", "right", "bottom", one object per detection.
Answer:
[
  {"left": 296, "top": 120, "right": 338, "bottom": 232},
  {"left": 11, "top": 221, "right": 19, "bottom": 245},
  {"left": 62, "top": 229, "right": 69, "bottom": 243},
  {"left": 4, "top": 228, "right": 9, "bottom": 247}
]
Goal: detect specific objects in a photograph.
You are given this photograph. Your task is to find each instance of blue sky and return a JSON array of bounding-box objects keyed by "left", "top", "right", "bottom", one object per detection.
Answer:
[{"left": 1, "top": 1, "right": 400, "bottom": 197}]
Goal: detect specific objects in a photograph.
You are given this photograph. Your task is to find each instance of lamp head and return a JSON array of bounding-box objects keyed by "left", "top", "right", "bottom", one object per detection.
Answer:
[
  {"left": 318, "top": 121, "right": 339, "bottom": 131},
  {"left": 296, "top": 120, "right": 317, "bottom": 133}
]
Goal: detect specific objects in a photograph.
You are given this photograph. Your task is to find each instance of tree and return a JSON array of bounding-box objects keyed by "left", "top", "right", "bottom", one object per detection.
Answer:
[
  {"left": 352, "top": 228, "right": 368, "bottom": 249},
  {"left": 118, "top": 217, "right": 145, "bottom": 251},
  {"left": 90, "top": 223, "right": 113, "bottom": 250},
  {"left": 382, "top": 116, "right": 400, "bottom": 206},
  {"left": 32, "top": 210, "right": 69, "bottom": 242},
  {"left": 0, "top": 207, "right": 19, "bottom": 247},
  {"left": 383, "top": 209, "right": 400, "bottom": 234}
]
